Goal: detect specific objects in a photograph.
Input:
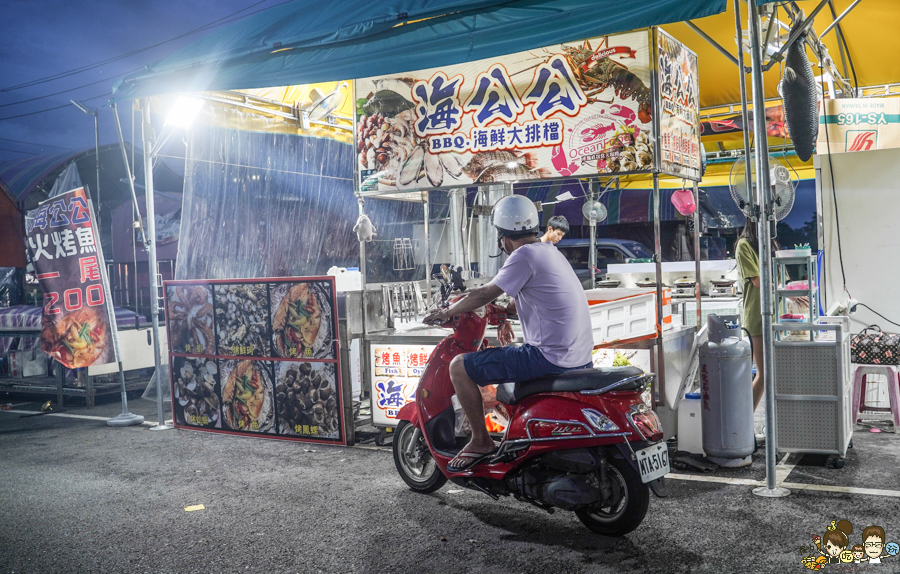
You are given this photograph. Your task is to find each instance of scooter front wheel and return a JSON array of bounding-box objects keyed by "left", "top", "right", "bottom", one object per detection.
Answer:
[
  {"left": 393, "top": 421, "right": 448, "bottom": 493},
  {"left": 576, "top": 455, "right": 649, "bottom": 536}
]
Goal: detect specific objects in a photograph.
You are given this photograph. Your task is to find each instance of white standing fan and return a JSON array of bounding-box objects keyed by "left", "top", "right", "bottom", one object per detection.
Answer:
[{"left": 582, "top": 199, "right": 608, "bottom": 223}]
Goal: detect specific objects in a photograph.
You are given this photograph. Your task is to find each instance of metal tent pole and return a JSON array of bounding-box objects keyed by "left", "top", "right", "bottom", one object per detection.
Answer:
[
  {"left": 652, "top": 172, "right": 666, "bottom": 407},
  {"left": 76, "top": 185, "right": 143, "bottom": 427},
  {"left": 423, "top": 193, "right": 431, "bottom": 302},
  {"left": 734, "top": 0, "right": 756, "bottom": 219},
  {"left": 589, "top": 180, "right": 597, "bottom": 290},
  {"left": 693, "top": 181, "right": 701, "bottom": 328},
  {"left": 748, "top": 0, "right": 788, "bottom": 498},
  {"left": 142, "top": 99, "right": 172, "bottom": 431},
  {"left": 111, "top": 103, "right": 147, "bottom": 248},
  {"left": 93, "top": 112, "right": 100, "bottom": 232}
]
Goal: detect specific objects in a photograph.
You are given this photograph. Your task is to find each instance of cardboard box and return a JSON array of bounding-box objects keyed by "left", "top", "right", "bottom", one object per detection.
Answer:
[
  {"left": 7, "top": 350, "right": 29, "bottom": 378},
  {"left": 6, "top": 349, "right": 48, "bottom": 378},
  {"left": 818, "top": 98, "right": 900, "bottom": 154}
]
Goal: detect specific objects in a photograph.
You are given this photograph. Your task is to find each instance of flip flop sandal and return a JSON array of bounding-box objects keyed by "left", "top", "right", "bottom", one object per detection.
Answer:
[{"left": 446, "top": 448, "right": 497, "bottom": 472}]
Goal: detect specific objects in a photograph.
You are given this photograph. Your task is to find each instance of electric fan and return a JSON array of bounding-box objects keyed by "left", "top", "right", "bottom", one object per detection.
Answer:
[
  {"left": 582, "top": 199, "right": 608, "bottom": 223},
  {"left": 728, "top": 152, "right": 796, "bottom": 222}
]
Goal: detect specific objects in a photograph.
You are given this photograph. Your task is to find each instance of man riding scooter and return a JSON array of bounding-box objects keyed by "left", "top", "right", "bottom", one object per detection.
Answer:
[{"left": 423, "top": 195, "right": 594, "bottom": 472}]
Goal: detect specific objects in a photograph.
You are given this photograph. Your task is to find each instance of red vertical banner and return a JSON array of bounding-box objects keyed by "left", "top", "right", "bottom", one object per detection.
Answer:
[{"left": 25, "top": 187, "right": 116, "bottom": 369}]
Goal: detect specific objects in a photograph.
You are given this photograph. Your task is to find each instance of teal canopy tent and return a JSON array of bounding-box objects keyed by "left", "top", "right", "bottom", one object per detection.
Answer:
[{"left": 114, "top": 0, "right": 726, "bottom": 99}]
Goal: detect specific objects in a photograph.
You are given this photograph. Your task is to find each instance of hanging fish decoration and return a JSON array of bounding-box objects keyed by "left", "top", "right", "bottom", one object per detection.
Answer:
[{"left": 781, "top": 10, "right": 819, "bottom": 162}]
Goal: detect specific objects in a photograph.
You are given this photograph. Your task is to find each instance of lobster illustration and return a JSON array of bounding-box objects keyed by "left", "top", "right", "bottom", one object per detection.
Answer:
[{"left": 559, "top": 40, "right": 652, "bottom": 124}]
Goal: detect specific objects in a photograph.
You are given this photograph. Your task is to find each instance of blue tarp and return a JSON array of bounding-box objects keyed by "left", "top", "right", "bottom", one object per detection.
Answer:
[{"left": 113, "top": 0, "right": 726, "bottom": 100}]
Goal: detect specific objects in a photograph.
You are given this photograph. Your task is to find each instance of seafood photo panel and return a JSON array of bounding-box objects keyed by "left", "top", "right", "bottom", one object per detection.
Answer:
[
  {"left": 172, "top": 356, "right": 222, "bottom": 429},
  {"left": 166, "top": 283, "right": 216, "bottom": 356},
  {"left": 269, "top": 280, "right": 335, "bottom": 360},
  {"left": 220, "top": 358, "right": 276, "bottom": 434},
  {"left": 163, "top": 277, "right": 345, "bottom": 445},
  {"left": 214, "top": 282, "right": 272, "bottom": 357},
  {"left": 274, "top": 361, "right": 342, "bottom": 441},
  {"left": 356, "top": 29, "right": 659, "bottom": 191}
]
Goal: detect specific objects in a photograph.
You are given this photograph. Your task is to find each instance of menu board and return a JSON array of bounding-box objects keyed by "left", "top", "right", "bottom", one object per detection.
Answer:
[
  {"left": 163, "top": 277, "right": 344, "bottom": 445},
  {"left": 370, "top": 344, "right": 434, "bottom": 426},
  {"left": 656, "top": 28, "right": 701, "bottom": 181}
]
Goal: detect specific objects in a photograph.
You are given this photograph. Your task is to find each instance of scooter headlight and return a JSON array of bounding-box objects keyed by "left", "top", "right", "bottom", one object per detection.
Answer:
[{"left": 582, "top": 409, "right": 620, "bottom": 433}]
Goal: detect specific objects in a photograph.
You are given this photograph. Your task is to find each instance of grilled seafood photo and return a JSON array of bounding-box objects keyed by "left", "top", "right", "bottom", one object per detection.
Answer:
[
  {"left": 173, "top": 357, "right": 221, "bottom": 428},
  {"left": 220, "top": 359, "right": 274, "bottom": 433},
  {"left": 357, "top": 80, "right": 466, "bottom": 190},
  {"left": 166, "top": 284, "right": 215, "bottom": 355},
  {"left": 42, "top": 307, "right": 111, "bottom": 368},
  {"left": 462, "top": 150, "right": 550, "bottom": 183},
  {"left": 214, "top": 283, "right": 270, "bottom": 357},
  {"left": 597, "top": 129, "right": 653, "bottom": 173},
  {"left": 271, "top": 282, "right": 333, "bottom": 359},
  {"left": 275, "top": 362, "right": 340, "bottom": 439}
]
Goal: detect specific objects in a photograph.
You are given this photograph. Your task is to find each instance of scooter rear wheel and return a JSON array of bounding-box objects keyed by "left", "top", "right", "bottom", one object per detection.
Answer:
[
  {"left": 576, "top": 455, "right": 649, "bottom": 536},
  {"left": 393, "top": 421, "right": 447, "bottom": 493}
]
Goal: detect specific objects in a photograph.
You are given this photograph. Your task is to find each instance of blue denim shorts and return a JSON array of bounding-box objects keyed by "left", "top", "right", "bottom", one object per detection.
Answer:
[{"left": 463, "top": 344, "right": 592, "bottom": 387}]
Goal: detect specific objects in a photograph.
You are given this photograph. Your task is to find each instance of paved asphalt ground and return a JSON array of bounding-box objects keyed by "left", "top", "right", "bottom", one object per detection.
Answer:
[{"left": 1, "top": 394, "right": 899, "bottom": 574}]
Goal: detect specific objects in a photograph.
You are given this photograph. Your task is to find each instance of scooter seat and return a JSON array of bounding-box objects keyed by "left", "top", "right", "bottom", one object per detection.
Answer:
[{"left": 495, "top": 366, "right": 644, "bottom": 405}]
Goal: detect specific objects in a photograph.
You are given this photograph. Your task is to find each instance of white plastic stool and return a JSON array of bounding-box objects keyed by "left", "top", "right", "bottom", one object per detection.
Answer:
[{"left": 851, "top": 365, "right": 900, "bottom": 432}]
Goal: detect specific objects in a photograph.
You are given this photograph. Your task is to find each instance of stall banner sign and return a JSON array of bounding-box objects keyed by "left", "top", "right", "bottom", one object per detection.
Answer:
[
  {"left": 818, "top": 98, "right": 900, "bottom": 153},
  {"left": 656, "top": 29, "right": 701, "bottom": 181},
  {"left": 371, "top": 344, "right": 434, "bottom": 426},
  {"left": 700, "top": 103, "right": 788, "bottom": 140},
  {"left": 25, "top": 187, "right": 116, "bottom": 369},
  {"left": 356, "top": 30, "right": 654, "bottom": 192},
  {"left": 163, "top": 277, "right": 346, "bottom": 445}
]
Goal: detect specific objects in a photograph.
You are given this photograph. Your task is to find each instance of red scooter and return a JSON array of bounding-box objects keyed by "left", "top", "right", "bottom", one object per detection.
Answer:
[{"left": 393, "top": 279, "right": 670, "bottom": 536}]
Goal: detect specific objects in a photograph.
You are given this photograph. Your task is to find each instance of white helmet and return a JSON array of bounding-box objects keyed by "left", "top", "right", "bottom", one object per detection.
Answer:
[{"left": 492, "top": 195, "right": 539, "bottom": 238}]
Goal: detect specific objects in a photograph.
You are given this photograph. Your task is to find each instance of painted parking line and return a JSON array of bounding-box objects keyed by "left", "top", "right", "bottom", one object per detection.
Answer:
[
  {"left": 775, "top": 452, "right": 801, "bottom": 484},
  {"left": 4, "top": 408, "right": 897, "bottom": 497},
  {"left": 0, "top": 409, "right": 172, "bottom": 426},
  {"left": 667, "top": 472, "right": 900, "bottom": 498}
]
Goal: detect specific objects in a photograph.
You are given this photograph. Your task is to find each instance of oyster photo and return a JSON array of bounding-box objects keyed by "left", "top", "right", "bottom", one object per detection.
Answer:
[
  {"left": 172, "top": 356, "right": 221, "bottom": 428},
  {"left": 214, "top": 283, "right": 271, "bottom": 357}
]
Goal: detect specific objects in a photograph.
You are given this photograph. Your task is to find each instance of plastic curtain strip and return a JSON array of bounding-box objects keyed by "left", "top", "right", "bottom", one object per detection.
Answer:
[
  {"left": 176, "top": 107, "right": 358, "bottom": 280},
  {"left": 360, "top": 191, "right": 449, "bottom": 284}
]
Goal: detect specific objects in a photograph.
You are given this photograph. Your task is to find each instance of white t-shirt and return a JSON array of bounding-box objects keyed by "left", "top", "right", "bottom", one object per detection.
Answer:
[{"left": 493, "top": 241, "right": 593, "bottom": 368}]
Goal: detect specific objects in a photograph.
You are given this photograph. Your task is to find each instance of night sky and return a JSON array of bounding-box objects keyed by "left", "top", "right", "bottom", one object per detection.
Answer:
[{"left": 0, "top": 0, "right": 285, "bottom": 163}]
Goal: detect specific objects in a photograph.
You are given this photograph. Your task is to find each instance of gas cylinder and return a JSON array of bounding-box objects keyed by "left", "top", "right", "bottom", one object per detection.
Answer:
[{"left": 699, "top": 314, "right": 754, "bottom": 467}]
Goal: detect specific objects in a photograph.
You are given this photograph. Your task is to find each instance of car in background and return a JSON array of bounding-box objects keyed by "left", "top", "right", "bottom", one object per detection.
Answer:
[{"left": 556, "top": 238, "right": 658, "bottom": 286}]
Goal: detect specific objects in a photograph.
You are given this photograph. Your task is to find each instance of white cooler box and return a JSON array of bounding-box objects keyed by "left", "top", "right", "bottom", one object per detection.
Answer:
[{"left": 584, "top": 288, "right": 673, "bottom": 346}]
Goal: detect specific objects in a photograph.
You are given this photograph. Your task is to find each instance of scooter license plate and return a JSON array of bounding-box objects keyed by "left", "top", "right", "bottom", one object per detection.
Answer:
[{"left": 635, "top": 443, "right": 669, "bottom": 483}]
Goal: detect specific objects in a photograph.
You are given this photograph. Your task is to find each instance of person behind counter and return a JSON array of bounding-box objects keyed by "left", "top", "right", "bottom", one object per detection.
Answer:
[
  {"left": 735, "top": 223, "right": 807, "bottom": 413},
  {"left": 540, "top": 215, "right": 569, "bottom": 245},
  {"left": 735, "top": 223, "right": 771, "bottom": 413},
  {"left": 424, "top": 196, "right": 592, "bottom": 472}
]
